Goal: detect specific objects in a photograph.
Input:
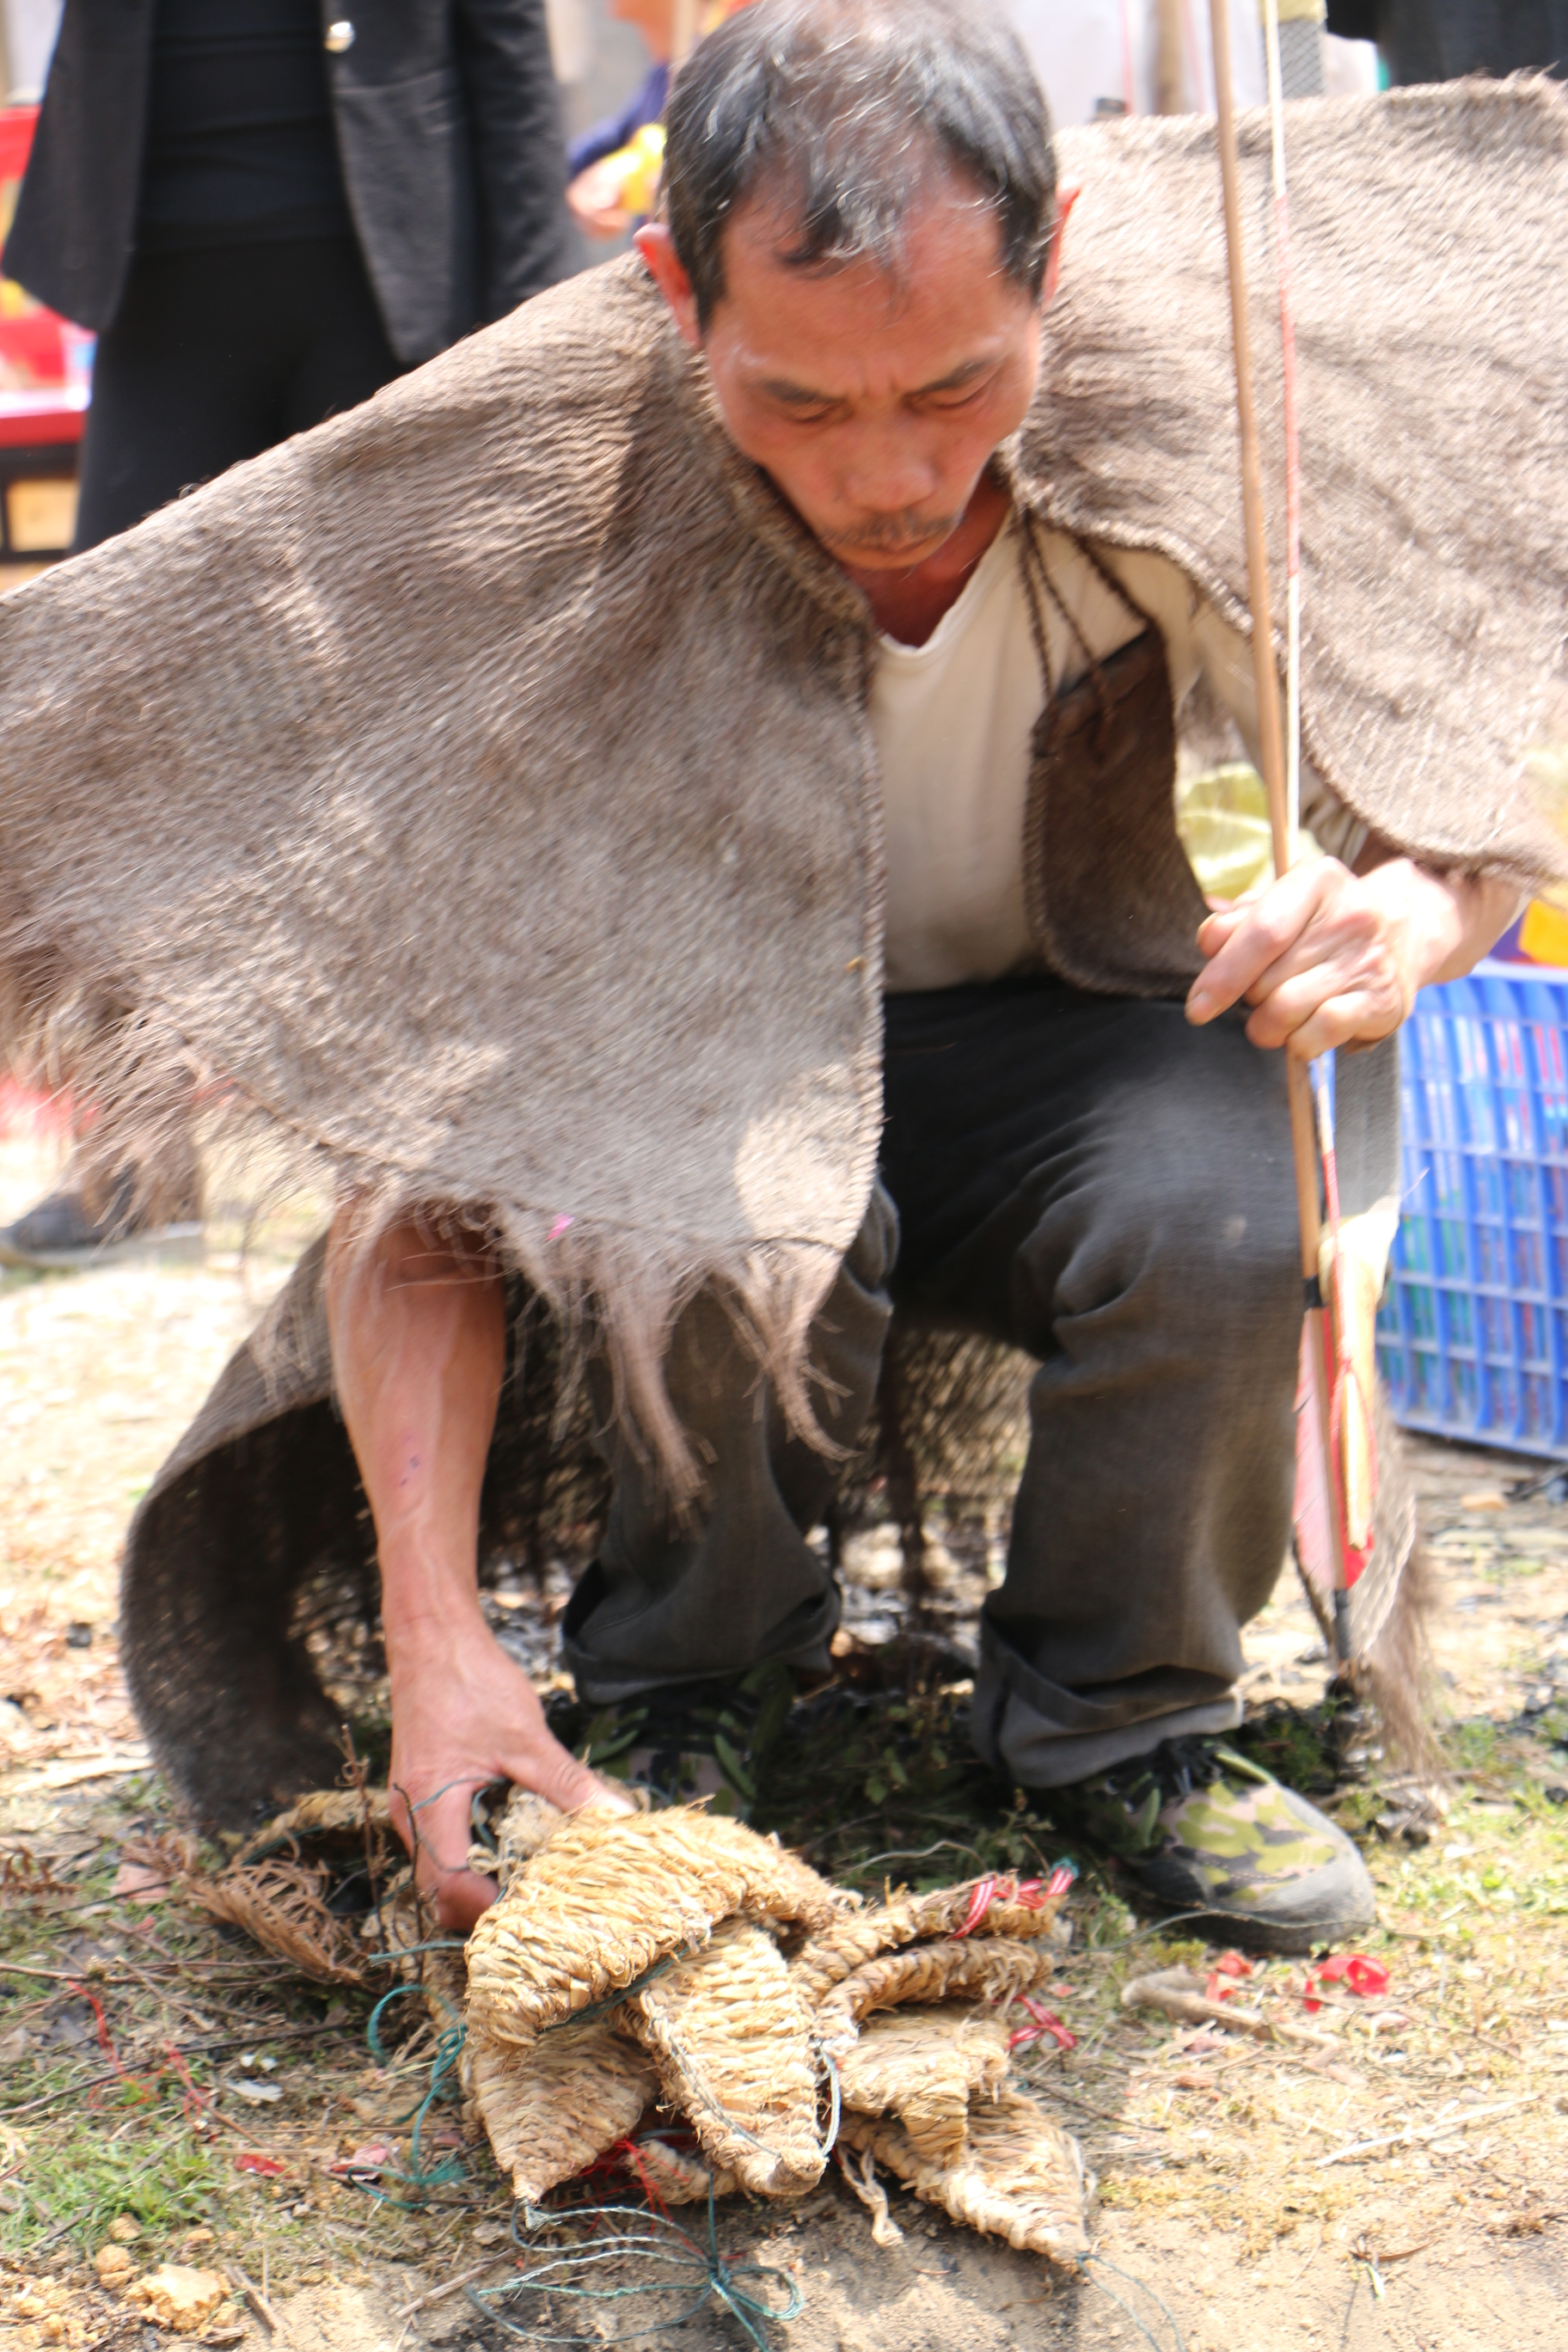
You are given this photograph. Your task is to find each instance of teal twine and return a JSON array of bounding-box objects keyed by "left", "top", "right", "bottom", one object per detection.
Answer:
[
  {"left": 537, "top": 1951, "right": 677, "bottom": 2036},
  {"left": 1079, "top": 2253, "right": 1187, "bottom": 2352},
  {"left": 364, "top": 1939, "right": 474, "bottom": 1966},
  {"left": 468, "top": 2184, "right": 802, "bottom": 2350},
  {"left": 345, "top": 1981, "right": 472, "bottom": 2209}
]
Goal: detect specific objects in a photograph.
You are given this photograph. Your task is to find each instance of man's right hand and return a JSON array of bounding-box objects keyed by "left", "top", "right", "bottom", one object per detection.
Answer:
[
  {"left": 323, "top": 1209, "right": 631, "bottom": 1935},
  {"left": 386, "top": 1603, "right": 629, "bottom": 1931}
]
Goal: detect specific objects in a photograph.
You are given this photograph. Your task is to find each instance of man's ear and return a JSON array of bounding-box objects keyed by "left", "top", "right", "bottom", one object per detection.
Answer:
[
  {"left": 635, "top": 224, "right": 702, "bottom": 348},
  {"left": 1041, "top": 183, "right": 1081, "bottom": 308}
]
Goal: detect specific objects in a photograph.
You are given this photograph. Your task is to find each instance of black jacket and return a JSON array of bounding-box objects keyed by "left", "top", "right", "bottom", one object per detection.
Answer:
[
  {"left": 2, "top": 0, "right": 573, "bottom": 364},
  {"left": 1325, "top": 1, "right": 1568, "bottom": 82}
]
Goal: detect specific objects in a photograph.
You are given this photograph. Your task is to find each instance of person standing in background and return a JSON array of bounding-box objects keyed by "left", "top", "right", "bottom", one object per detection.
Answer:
[
  {"left": 1003, "top": 1, "right": 1377, "bottom": 121},
  {"left": 0, "top": 0, "right": 573, "bottom": 1267},
  {"left": 1002, "top": 0, "right": 1266, "bottom": 124},
  {"left": 565, "top": 0, "right": 675, "bottom": 238},
  {"left": 565, "top": 2, "right": 758, "bottom": 243}
]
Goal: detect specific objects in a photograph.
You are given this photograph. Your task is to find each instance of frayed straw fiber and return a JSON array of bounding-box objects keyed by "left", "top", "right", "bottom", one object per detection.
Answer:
[
  {"left": 842, "top": 2087, "right": 1090, "bottom": 2262},
  {"left": 493, "top": 1786, "right": 567, "bottom": 1892},
  {"left": 462, "top": 2014, "right": 657, "bottom": 2206},
  {"left": 491, "top": 1778, "right": 648, "bottom": 1894},
  {"left": 237, "top": 1786, "right": 394, "bottom": 1861},
  {"left": 791, "top": 1876, "right": 1067, "bottom": 2008},
  {"left": 817, "top": 1937, "right": 1057, "bottom": 2051},
  {"left": 185, "top": 1858, "right": 366, "bottom": 1988},
  {"left": 628, "top": 1916, "right": 824, "bottom": 2198},
  {"left": 836, "top": 2003, "right": 1011, "bottom": 2167},
  {"left": 466, "top": 1805, "right": 836, "bottom": 2049}
]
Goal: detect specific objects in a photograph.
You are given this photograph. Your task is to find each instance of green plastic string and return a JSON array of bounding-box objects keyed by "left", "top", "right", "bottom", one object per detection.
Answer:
[
  {"left": 468, "top": 2185, "right": 802, "bottom": 2350},
  {"left": 1079, "top": 2252, "right": 1187, "bottom": 2352},
  {"left": 536, "top": 1951, "right": 677, "bottom": 2035},
  {"left": 343, "top": 1981, "right": 473, "bottom": 2208}
]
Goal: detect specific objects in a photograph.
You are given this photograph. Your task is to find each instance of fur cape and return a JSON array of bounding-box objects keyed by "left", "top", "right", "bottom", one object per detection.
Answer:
[{"left": 3, "top": 82, "right": 1567, "bottom": 1487}]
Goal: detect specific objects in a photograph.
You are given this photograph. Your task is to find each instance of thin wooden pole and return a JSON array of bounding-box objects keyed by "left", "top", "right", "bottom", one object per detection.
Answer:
[{"left": 1207, "top": 0, "right": 1354, "bottom": 1657}]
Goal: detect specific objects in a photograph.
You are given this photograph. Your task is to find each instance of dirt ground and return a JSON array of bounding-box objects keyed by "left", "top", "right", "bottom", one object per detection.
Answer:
[{"left": 3, "top": 1130, "right": 1567, "bottom": 2352}]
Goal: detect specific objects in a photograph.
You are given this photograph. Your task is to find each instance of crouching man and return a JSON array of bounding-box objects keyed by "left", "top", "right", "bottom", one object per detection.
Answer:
[{"left": 322, "top": 0, "right": 1518, "bottom": 1944}]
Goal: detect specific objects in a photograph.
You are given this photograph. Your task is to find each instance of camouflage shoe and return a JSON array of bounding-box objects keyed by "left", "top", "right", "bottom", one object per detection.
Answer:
[
  {"left": 555, "top": 1659, "right": 796, "bottom": 1821},
  {"left": 1044, "top": 1735, "right": 1375, "bottom": 1955}
]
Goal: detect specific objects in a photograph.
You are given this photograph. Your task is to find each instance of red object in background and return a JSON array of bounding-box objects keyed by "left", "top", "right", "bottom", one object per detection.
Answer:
[
  {"left": 0, "top": 1080, "right": 70, "bottom": 1138},
  {"left": 1008, "top": 1994, "right": 1076, "bottom": 2053},
  {"left": 1, "top": 103, "right": 86, "bottom": 453},
  {"left": 1204, "top": 1949, "right": 1254, "bottom": 2000},
  {"left": 1303, "top": 1952, "right": 1389, "bottom": 2011},
  {"left": 0, "top": 102, "right": 39, "bottom": 198}
]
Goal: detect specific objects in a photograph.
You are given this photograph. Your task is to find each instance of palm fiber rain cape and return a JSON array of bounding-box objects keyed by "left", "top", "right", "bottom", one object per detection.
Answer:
[{"left": 2, "top": 88, "right": 1566, "bottom": 1817}]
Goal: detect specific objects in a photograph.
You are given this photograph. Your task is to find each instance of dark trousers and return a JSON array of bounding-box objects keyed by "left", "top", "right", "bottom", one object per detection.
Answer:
[
  {"left": 74, "top": 236, "right": 401, "bottom": 552},
  {"left": 562, "top": 978, "right": 1304, "bottom": 1788}
]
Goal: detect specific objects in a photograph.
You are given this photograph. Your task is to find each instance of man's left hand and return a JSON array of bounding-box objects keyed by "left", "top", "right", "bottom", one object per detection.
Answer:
[{"left": 1186, "top": 856, "right": 1522, "bottom": 1059}]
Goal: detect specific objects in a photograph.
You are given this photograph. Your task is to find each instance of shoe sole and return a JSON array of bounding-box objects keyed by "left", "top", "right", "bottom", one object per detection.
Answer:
[
  {"left": 1138, "top": 1896, "right": 1378, "bottom": 1958},
  {"left": 0, "top": 1223, "right": 205, "bottom": 1272}
]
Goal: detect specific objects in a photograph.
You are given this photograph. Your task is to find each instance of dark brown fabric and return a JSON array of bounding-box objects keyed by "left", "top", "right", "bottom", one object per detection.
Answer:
[{"left": 1022, "top": 628, "right": 1205, "bottom": 997}]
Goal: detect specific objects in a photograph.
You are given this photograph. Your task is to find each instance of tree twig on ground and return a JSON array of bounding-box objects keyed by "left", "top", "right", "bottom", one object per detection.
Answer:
[{"left": 1121, "top": 1967, "right": 1340, "bottom": 2051}]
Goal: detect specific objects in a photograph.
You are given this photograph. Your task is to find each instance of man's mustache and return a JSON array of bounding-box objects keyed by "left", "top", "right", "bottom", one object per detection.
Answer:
[{"left": 819, "top": 508, "right": 964, "bottom": 558}]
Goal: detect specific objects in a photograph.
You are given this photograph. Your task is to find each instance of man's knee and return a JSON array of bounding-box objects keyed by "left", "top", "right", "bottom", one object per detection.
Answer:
[{"left": 1038, "top": 1062, "right": 1299, "bottom": 1348}]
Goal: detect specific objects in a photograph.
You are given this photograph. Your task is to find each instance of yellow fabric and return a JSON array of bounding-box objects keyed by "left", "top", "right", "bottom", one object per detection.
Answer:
[{"left": 1520, "top": 897, "right": 1568, "bottom": 965}]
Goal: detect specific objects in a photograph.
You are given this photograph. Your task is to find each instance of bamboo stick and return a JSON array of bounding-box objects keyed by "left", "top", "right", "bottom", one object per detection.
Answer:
[{"left": 1206, "top": 0, "right": 1353, "bottom": 1657}]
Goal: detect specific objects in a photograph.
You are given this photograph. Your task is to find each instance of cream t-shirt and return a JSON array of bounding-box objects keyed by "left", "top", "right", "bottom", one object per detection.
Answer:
[{"left": 872, "top": 517, "right": 1363, "bottom": 993}]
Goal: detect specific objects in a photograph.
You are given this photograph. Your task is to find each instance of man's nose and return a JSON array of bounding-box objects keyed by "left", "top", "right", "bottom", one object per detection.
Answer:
[{"left": 839, "top": 420, "right": 940, "bottom": 515}]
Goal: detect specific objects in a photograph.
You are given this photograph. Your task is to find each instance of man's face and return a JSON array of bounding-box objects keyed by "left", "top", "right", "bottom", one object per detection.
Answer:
[{"left": 638, "top": 178, "right": 1044, "bottom": 570}]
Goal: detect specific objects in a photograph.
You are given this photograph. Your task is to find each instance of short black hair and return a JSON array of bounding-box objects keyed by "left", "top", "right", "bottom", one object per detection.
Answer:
[{"left": 662, "top": 0, "right": 1057, "bottom": 328}]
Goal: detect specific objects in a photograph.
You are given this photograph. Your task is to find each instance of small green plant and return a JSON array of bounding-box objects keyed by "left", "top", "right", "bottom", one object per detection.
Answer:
[{"left": 3, "top": 2100, "right": 228, "bottom": 2257}]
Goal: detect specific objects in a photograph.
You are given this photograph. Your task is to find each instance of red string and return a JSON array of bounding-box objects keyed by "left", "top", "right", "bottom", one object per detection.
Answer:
[
  {"left": 1118, "top": 0, "right": 1137, "bottom": 113},
  {"left": 953, "top": 1876, "right": 1001, "bottom": 1936},
  {"left": 161, "top": 2038, "right": 216, "bottom": 2126},
  {"left": 612, "top": 2138, "right": 671, "bottom": 2220},
  {"left": 1008, "top": 1996, "right": 1076, "bottom": 2053},
  {"left": 65, "top": 1979, "right": 156, "bottom": 2109},
  {"left": 570, "top": 2135, "right": 673, "bottom": 2220}
]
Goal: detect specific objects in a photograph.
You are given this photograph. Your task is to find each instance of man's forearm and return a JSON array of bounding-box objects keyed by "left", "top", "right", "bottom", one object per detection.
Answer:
[{"left": 324, "top": 1210, "right": 619, "bottom": 1925}]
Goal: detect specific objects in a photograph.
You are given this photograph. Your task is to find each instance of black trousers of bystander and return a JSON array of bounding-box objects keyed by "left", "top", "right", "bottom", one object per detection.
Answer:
[{"left": 73, "top": 235, "right": 401, "bottom": 552}]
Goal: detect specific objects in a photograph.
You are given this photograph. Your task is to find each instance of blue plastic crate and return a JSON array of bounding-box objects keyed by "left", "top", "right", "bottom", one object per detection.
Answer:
[{"left": 1377, "top": 959, "right": 1568, "bottom": 1457}]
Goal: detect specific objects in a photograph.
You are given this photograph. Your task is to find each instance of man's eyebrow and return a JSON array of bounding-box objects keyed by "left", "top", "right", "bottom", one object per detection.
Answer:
[
  {"left": 756, "top": 377, "right": 842, "bottom": 407},
  {"left": 912, "top": 357, "right": 995, "bottom": 394},
  {"left": 754, "top": 357, "right": 997, "bottom": 407}
]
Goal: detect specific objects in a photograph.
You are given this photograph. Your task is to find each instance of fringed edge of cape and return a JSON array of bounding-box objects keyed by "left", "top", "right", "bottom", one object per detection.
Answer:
[{"left": 0, "top": 894, "right": 853, "bottom": 1504}]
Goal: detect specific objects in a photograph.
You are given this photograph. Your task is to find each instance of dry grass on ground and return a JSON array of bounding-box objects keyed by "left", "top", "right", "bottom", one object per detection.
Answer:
[{"left": 3, "top": 1134, "right": 1567, "bottom": 2350}]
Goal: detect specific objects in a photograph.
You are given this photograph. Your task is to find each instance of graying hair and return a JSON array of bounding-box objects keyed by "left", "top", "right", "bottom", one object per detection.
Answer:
[{"left": 663, "top": 0, "right": 1057, "bottom": 328}]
